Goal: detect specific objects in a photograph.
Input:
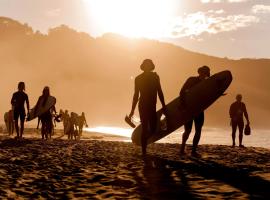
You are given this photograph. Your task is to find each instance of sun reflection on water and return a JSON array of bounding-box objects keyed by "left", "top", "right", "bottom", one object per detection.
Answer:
[{"left": 84, "top": 126, "right": 132, "bottom": 138}]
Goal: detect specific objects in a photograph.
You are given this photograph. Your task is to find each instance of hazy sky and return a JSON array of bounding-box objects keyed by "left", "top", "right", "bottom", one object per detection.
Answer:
[{"left": 0, "top": 0, "right": 269, "bottom": 58}]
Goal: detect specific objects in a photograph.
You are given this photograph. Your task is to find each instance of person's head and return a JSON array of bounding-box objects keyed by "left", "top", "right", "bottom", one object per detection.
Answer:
[
  {"left": 236, "top": 94, "right": 242, "bottom": 102},
  {"left": 198, "top": 66, "right": 210, "bottom": 79},
  {"left": 18, "top": 82, "right": 25, "bottom": 91},
  {"left": 65, "top": 110, "right": 68, "bottom": 114},
  {"left": 140, "top": 59, "right": 155, "bottom": 72},
  {"left": 82, "top": 112, "right": 85, "bottom": 116},
  {"left": 42, "top": 86, "right": 50, "bottom": 97}
]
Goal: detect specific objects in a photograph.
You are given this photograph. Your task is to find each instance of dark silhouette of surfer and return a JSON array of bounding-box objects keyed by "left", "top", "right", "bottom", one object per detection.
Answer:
[
  {"left": 63, "top": 110, "right": 70, "bottom": 135},
  {"left": 77, "top": 112, "right": 88, "bottom": 139},
  {"left": 35, "top": 86, "right": 56, "bottom": 139},
  {"left": 11, "top": 82, "right": 30, "bottom": 139},
  {"left": 179, "top": 66, "right": 210, "bottom": 157},
  {"left": 68, "top": 112, "right": 78, "bottom": 140},
  {"left": 129, "top": 59, "right": 166, "bottom": 156},
  {"left": 229, "top": 94, "right": 250, "bottom": 147}
]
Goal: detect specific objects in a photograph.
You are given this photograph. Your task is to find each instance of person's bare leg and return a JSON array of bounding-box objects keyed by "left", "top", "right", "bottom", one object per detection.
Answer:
[
  {"left": 180, "top": 132, "right": 190, "bottom": 154},
  {"left": 79, "top": 126, "right": 83, "bottom": 140},
  {"left": 15, "top": 119, "right": 19, "bottom": 138},
  {"left": 192, "top": 127, "right": 202, "bottom": 154},
  {"left": 20, "top": 118, "right": 24, "bottom": 138},
  {"left": 239, "top": 121, "right": 244, "bottom": 147},
  {"left": 180, "top": 121, "right": 192, "bottom": 155},
  {"left": 139, "top": 111, "right": 148, "bottom": 156},
  {"left": 192, "top": 114, "right": 204, "bottom": 156},
  {"left": 231, "top": 122, "right": 237, "bottom": 147},
  {"left": 41, "top": 121, "right": 46, "bottom": 140},
  {"left": 45, "top": 124, "right": 48, "bottom": 140},
  {"left": 141, "top": 132, "right": 147, "bottom": 156}
]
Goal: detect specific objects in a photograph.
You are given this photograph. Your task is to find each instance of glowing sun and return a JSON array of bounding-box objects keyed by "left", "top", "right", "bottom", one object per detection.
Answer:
[{"left": 83, "top": 0, "right": 179, "bottom": 38}]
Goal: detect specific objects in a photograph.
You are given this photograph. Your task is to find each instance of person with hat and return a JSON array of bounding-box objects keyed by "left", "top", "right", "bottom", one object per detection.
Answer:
[
  {"left": 11, "top": 82, "right": 30, "bottom": 139},
  {"left": 229, "top": 94, "right": 250, "bottom": 147},
  {"left": 179, "top": 66, "right": 211, "bottom": 157},
  {"left": 129, "top": 59, "right": 166, "bottom": 156}
]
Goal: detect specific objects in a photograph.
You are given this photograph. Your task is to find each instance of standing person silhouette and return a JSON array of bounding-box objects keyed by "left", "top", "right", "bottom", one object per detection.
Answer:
[
  {"left": 63, "top": 110, "right": 70, "bottom": 135},
  {"left": 229, "top": 94, "right": 250, "bottom": 147},
  {"left": 11, "top": 82, "right": 30, "bottom": 139},
  {"left": 35, "top": 86, "right": 56, "bottom": 139},
  {"left": 129, "top": 59, "right": 166, "bottom": 156},
  {"left": 78, "top": 112, "right": 88, "bottom": 139},
  {"left": 179, "top": 66, "right": 210, "bottom": 157}
]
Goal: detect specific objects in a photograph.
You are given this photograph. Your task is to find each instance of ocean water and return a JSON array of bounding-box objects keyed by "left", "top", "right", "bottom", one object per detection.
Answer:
[
  {"left": 85, "top": 126, "right": 270, "bottom": 149},
  {"left": 159, "top": 127, "right": 270, "bottom": 149}
]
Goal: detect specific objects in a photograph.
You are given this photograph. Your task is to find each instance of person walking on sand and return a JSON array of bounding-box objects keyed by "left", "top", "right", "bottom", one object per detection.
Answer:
[
  {"left": 229, "top": 94, "right": 250, "bottom": 147},
  {"left": 77, "top": 112, "right": 88, "bottom": 139},
  {"left": 179, "top": 66, "right": 210, "bottom": 157},
  {"left": 68, "top": 112, "right": 78, "bottom": 140},
  {"left": 129, "top": 59, "right": 166, "bottom": 156},
  {"left": 35, "top": 86, "right": 56, "bottom": 140},
  {"left": 63, "top": 110, "right": 70, "bottom": 135},
  {"left": 11, "top": 82, "right": 30, "bottom": 139}
]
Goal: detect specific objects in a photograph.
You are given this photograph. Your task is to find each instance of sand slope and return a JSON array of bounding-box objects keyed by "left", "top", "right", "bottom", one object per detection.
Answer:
[{"left": 0, "top": 135, "right": 269, "bottom": 199}]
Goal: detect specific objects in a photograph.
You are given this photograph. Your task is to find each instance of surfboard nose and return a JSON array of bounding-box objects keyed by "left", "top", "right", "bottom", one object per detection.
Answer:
[
  {"left": 223, "top": 70, "right": 233, "bottom": 82},
  {"left": 216, "top": 70, "right": 233, "bottom": 90}
]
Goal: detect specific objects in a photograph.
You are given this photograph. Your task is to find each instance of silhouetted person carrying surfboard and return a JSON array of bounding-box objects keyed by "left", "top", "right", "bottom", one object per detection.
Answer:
[
  {"left": 229, "top": 94, "right": 250, "bottom": 147},
  {"left": 35, "top": 86, "right": 56, "bottom": 140},
  {"left": 11, "top": 82, "right": 30, "bottom": 139},
  {"left": 129, "top": 59, "right": 166, "bottom": 156},
  {"left": 179, "top": 66, "right": 210, "bottom": 157}
]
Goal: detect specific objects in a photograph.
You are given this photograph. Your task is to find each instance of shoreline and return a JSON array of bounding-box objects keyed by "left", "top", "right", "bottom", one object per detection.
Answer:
[
  {"left": 1, "top": 127, "right": 269, "bottom": 149},
  {"left": 0, "top": 132, "right": 269, "bottom": 199}
]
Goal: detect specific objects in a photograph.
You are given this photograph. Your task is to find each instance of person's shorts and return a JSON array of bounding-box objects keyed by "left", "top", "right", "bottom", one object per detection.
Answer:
[
  {"left": 231, "top": 119, "right": 244, "bottom": 130},
  {"left": 13, "top": 109, "right": 26, "bottom": 121}
]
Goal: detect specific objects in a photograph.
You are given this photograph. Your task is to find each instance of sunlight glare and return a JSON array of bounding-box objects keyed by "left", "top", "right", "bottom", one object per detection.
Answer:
[
  {"left": 83, "top": 0, "right": 179, "bottom": 38},
  {"left": 84, "top": 126, "right": 132, "bottom": 137}
]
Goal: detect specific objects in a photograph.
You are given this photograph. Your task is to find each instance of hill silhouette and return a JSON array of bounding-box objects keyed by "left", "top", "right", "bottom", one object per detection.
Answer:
[{"left": 1, "top": 17, "right": 269, "bottom": 129}]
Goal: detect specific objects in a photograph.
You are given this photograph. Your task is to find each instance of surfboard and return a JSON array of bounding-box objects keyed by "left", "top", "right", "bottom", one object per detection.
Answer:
[
  {"left": 27, "top": 96, "right": 56, "bottom": 121},
  {"left": 4, "top": 110, "right": 14, "bottom": 134},
  {"left": 131, "top": 70, "right": 233, "bottom": 146},
  {"left": 4, "top": 112, "right": 9, "bottom": 133}
]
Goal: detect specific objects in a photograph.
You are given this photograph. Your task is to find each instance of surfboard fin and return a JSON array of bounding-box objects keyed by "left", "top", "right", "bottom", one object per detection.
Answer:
[{"left": 125, "top": 115, "right": 136, "bottom": 128}]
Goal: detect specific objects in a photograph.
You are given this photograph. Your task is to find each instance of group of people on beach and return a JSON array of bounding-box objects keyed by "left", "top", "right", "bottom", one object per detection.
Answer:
[
  {"left": 4, "top": 82, "right": 88, "bottom": 140},
  {"left": 59, "top": 110, "right": 88, "bottom": 140},
  {"left": 8, "top": 82, "right": 56, "bottom": 140},
  {"left": 3, "top": 60, "right": 250, "bottom": 157},
  {"left": 128, "top": 59, "right": 250, "bottom": 156}
]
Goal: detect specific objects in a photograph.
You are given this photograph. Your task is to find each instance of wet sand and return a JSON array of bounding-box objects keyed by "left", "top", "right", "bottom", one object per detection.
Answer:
[{"left": 0, "top": 131, "right": 269, "bottom": 199}]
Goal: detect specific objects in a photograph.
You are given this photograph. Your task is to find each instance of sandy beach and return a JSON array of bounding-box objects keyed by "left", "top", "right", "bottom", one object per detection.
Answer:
[{"left": 0, "top": 131, "right": 269, "bottom": 199}]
